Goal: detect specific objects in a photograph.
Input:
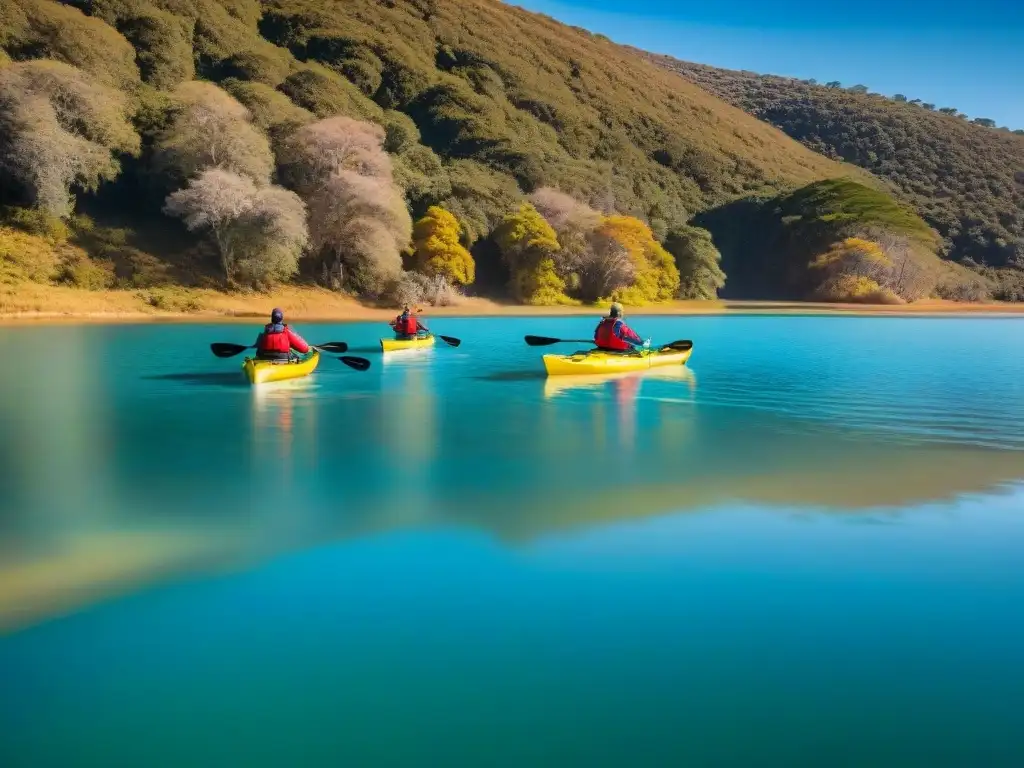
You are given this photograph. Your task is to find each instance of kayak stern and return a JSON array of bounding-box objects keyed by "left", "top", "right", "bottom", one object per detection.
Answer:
[{"left": 381, "top": 334, "right": 436, "bottom": 352}]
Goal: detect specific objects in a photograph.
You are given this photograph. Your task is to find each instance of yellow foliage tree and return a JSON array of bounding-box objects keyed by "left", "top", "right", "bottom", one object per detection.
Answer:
[
  {"left": 595, "top": 215, "right": 680, "bottom": 305},
  {"left": 494, "top": 202, "right": 575, "bottom": 305},
  {"left": 810, "top": 237, "right": 892, "bottom": 275},
  {"left": 809, "top": 238, "right": 902, "bottom": 303},
  {"left": 412, "top": 206, "right": 475, "bottom": 285}
]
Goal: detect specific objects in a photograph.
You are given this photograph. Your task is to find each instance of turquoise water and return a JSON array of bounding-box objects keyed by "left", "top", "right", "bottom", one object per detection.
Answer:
[{"left": 1, "top": 315, "right": 1023, "bottom": 766}]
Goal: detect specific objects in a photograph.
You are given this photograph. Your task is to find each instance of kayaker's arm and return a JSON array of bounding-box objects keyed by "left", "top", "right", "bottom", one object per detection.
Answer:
[
  {"left": 416, "top": 319, "right": 429, "bottom": 333},
  {"left": 615, "top": 321, "right": 644, "bottom": 348},
  {"left": 286, "top": 328, "right": 311, "bottom": 354}
]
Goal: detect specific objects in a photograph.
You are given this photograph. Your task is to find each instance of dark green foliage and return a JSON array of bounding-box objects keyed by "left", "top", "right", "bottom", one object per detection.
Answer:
[
  {"left": 221, "top": 79, "right": 313, "bottom": 147},
  {"left": 214, "top": 49, "right": 292, "bottom": 86},
  {"left": 696, "top": 179, "right": 943, "bottom": 300},
  {"left": 438, "top": 160, "right": 522, "bottom": 246},
  {"left": 382, "top": 110, "right": 420, "bottom": 153},
  {"left": 781, "top": 179, "right": 937, "bottom": 247},
  {"left": 653, "top": 56, "right": 1024, "bottom": 267},
  {"left": 665, "top": 224, "right": 726, "bottom": 300},
  {"left": 118, "top": 9, "right": 194, "bottom": 89},
  {"left": 1, "top": 205, "right": 70, "bottom": 241},
  {"left": 277, "top": 63, "right": 383, "bottom": 121},
  {"left": 4, "top": 0, "right": 140, "bottom": 90},
  {"left": 393, "top": 144, "right": 450, "bottom": 213}
]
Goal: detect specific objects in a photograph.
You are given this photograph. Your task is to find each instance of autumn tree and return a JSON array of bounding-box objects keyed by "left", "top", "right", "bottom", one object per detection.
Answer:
[
  {"left": 808, "top": 237, "right": 900, "bottom": 303},
  {"left": 412, "top": 206, "right": 475, "bottom": 286},
  {"left": 665, "top": 225, "right": 726, "bottom": 300},
  {"left": 155, "top": 81, "right": 274, "bottom": 185},
  {"left": 306, "top": 171, "right": 410, "bottom": 295},
  {"left": 578, "top": 227, "right": 636, "bottom": 302},
  {"left": 0, "top": 60, "right": 139, "bottom": 218},
  {"left": 493, "top": 202, "right": 570, "bottom": 305},
  {"left": 163, "top": 169, "right": 307, "bottom": 287},
  {"left": 278, "top": 116, "right": 410, "bottom": 295},
  {"left": 596, "top": 215, "right": 680, "bottom": 304},
  {"left": 278, "top": 116, "right": 392, "bottom": 195},
  {"left": 528, "top": 186, "right": 602, "bottom": 280}
]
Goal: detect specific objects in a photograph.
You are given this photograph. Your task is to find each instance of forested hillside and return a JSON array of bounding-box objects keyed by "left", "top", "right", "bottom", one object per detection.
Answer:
[
  {"left": 0, "top": 0, "right": 994, "bottom": 308},
  {"left": 648, "top": 55, "right": 1024, "bottom": 296}
]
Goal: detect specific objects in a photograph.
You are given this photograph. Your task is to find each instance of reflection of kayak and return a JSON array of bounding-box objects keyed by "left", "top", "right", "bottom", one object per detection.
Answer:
[
  {"left": 543, "top": 365, "right": 695, "bottom": 398},
  {"left": 242, "top": 350, "right": 320, "bottom": 385},
  {"left": 380, "top": 334, "right": 435, "bottom": 352},
  {"left": 543, "top": 346, "right": 693, "bottom": 376}
]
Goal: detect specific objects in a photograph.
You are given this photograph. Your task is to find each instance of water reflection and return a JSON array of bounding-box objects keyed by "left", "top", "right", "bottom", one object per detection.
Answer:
[
  {"left": 0, "top": 329, "right": 113, "bottom": 544},
  {"left": 2, "top": 320, "right": 1024, "bottom": 634},
  {"left": 377, "top": 356, "right": 436, "bottom": 523}
]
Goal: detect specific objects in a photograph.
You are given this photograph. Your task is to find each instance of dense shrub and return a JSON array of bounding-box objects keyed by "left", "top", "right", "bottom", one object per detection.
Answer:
[
  {"left": 4, "top": 0, "right": 140, "bottom": 90},
  {"left": 154, "top": 81, "right": 274, "bottom": 185},
  {"left": 388, "top": 271, "right": 463, "bottom": 308},
  {"left": 0, "top": 60, "right": 139, "bottom": 217}
]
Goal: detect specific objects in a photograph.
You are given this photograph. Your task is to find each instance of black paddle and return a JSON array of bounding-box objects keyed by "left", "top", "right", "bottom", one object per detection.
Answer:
[
  {"left": 338, "top": 356, "right": 371, "bottom": 371},
  {"left": 210, "top": 341, "right": 349, "bottom": 358},
  {"left": 659, "top": 340, "right": 694, "bottom": 351},
  {"left": 524, "top": 335, "right": 693, "bottom": 351},
  {"left": 437, "top": 334, "right": 461, "bottom": 347},
  {"left": 524, "top": 335, "right": 594, "bottom": 346}
]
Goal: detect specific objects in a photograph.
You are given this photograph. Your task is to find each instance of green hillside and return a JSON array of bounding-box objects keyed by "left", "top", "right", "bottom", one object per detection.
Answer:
[
  {"left": 0, "top": 0, "right": 978, "bottom": 307},
  {"left": 647, "top": 56, "right": 1024, "bottom": 279}
]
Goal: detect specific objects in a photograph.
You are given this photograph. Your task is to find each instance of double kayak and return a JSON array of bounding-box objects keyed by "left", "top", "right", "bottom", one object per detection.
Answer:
[
  {"left": 242, "top": 350, "right": 320, "bottom": 385},
  {"left": 380, "top": 334, "right": 435, "bottom": 352},
  {"left": 543, "top": 345, "right": 693, "bottom": 376}
]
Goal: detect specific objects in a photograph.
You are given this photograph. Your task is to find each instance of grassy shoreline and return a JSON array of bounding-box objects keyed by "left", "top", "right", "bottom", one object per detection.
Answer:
[{"left": 2, "top": 283, "right": 1024, "bottom": 325}]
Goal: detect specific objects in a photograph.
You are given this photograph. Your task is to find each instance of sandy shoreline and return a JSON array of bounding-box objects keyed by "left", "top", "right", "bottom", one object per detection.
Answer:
[{"left": 2, "top": 284, "right": 1023, "bottom": 325}]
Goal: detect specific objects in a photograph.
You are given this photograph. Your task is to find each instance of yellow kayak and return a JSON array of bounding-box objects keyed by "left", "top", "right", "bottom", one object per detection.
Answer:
[
  {"left": 242, "top": 350, "right": 320, "bottom": 385},
  {"left": 380, "top": 334, "right": 436, "bottom": 352},
  {"left": 543, "top": 346, "right": 693, "bottom": 376}
]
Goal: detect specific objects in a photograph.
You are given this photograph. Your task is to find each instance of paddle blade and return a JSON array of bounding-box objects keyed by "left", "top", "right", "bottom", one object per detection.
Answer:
[
  {"left": 313, "top": 341, "right": 348, "bottom": 353},
  {"left": 438, "top": 335, "right": 462, "bottom": 347},
  {"left": 661, "top": 339, "right": 694, "bottom": 352},
  {"left": 338, "top": 355, "right": 371, "bottom": 371},
  {"left": 524, "top": 335, "right": 591, "bottom": 347},
  {"left": 210, "top": 342, "right": 250, "bottom": 358}
]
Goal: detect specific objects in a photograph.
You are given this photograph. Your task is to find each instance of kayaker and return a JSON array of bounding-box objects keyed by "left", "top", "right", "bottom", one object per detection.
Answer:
[
  {"left": 391, "top": 306, "right": 429, "bottom": 340},
  {"left": 254, "top": 308, "right": 311, "bottom": 361},
  {"left": 594, "top": 302, "right": 650, "bottom": 353}
]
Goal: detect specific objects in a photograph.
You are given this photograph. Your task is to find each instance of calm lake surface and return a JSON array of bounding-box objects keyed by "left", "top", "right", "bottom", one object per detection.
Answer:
[{"left": 1, "top": 315, "right": 1023, "bottom": 766}]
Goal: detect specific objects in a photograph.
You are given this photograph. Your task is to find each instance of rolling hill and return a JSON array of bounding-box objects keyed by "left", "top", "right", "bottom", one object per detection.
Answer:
[
  {"left": 647, "top": 54, "right": 1024, "bottom": 274},
  {"left": 0, "top": 0, "right": 999, "bottom": 307}
]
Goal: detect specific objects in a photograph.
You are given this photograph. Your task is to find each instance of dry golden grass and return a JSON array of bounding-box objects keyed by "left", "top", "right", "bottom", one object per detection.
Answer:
[{"left": 3, "top": 281, "right": 1022, "bottom": 325}]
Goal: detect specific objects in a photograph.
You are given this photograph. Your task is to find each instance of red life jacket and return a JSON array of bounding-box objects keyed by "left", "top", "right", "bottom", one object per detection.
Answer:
[
  {"left": 595, "top": 317, "right": 630, "bottom": 351},
  {"left": 396, "top": 314, "right": 418, "bottom": 335},
  {"left": 258, "top": 323, "right": 292, "bottom": 353}
]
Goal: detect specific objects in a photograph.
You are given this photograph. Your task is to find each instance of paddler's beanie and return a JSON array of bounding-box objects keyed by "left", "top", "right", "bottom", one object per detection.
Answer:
[
  {"left": 609, "top": 302, "right": 623, "bottom": 317},
  {"left": 271, "top": 308, "right": 284, "bottom": 323}
]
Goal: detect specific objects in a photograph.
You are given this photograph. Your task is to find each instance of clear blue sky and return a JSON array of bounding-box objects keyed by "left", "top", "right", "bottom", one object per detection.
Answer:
[{"left": 510, "top": 0, "right": 1024, "bottom": 128}]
